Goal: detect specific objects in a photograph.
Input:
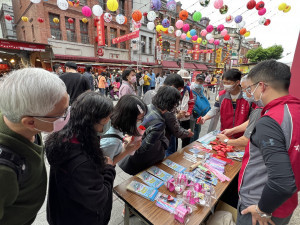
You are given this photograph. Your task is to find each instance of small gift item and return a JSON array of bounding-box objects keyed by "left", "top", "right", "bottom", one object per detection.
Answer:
[
  {"left": 165, "top": 178, "right": 175, "bottom": 192},
  {"left": 174, "top": 205, "right": 189, "bottom": 224}
]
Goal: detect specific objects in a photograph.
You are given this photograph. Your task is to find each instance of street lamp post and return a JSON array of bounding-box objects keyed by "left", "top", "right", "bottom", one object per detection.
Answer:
[{"left": 132, "top": 39, "right": 145, "bottom": 70}]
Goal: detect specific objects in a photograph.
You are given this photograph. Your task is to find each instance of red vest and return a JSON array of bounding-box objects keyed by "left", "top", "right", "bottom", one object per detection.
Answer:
[
  {"left": 239, "top": 95, "right": 300, "bottom": 218},
  {"left": 219, "top": 90, "right": 250, "bottom": 138}
]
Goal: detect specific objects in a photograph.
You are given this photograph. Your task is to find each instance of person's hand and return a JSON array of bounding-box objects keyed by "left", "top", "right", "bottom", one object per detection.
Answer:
[
  {"left": 177, "top": 111, "right": 186, "bottom": 119},
  {"left": 241, "top": 205, "right": 275, "bottom": 225},
  {"left": 216, "top": 133, "right": 228, "bottom": 143},
  {"left": 199, "top": 116, "right": 207, "bottom": 125},
  {"left": 187, "top": 129, "right": 194, "bottom": 137},
  {"left": 124, "top": 139, "right": 142, "bottom": 154},
  {"left": 105, "top": 156, "right": 113, "bottom": 165},
  {"left": 185, "top": 112, "right": 190, "bottom": 117},
  {"left": 221, "top": 128, "right": 235, "bottom": 137}
]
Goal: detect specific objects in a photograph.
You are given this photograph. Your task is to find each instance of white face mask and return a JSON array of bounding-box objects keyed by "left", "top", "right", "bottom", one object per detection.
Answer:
[
  {"left": 251, "top": 83, "right": 264, "bottom": 107},
  {"left": 224, "top": 84, "right": 234, "bottom": 91}
]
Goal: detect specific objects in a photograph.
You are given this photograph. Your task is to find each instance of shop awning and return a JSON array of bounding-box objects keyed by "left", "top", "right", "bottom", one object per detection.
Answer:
[
  {"left": 162, "top": 60, "right": 179, "bottom": 68},
  {"left": 194, "top": 63, "right": 208, "bottom": 70},
  {"left": 182, "top": 62, "right": 196, "bottom": 69},
  {"left": 0, "top": 39, "right": 47, "bottom": 52}
]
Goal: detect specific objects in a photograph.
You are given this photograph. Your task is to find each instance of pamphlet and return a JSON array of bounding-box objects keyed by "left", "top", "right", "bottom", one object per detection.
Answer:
[
  {"left": 136, "top": 171, "right": 164, "bottom": 188},
  {"left": 162, "top": 159, "right": 186, "bottom": 173},
  {"left": 126, "top": 181, "right": 158, "bottom": 201}
]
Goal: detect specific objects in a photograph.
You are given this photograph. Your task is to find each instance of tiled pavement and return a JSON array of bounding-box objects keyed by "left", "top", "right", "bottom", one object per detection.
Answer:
[{"left": 33, "top": 92, "right": 300, "bottom": 225}]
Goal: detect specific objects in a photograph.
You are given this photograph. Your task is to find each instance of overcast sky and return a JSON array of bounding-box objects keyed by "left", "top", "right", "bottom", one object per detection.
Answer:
[{"left": 178, "top": 0, "right": 299, "bottom": 61}]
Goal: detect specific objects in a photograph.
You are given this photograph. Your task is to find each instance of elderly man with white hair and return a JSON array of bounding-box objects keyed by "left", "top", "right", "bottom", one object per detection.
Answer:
[{"left": 0, "top": 68, "right": 69, "bottom": 225}]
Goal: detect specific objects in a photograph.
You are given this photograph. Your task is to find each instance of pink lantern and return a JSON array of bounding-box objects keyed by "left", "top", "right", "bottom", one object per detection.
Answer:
[
  {"left": 258, "top": 8, "right": 266, "bottom": 16},
  {"left": 181, "top": 33, "right": 187, "bottom": 39},
  {"left": 182, "top": 24, "right": 190, "bottom": 32},
  {"left": 200, "top": 29, "right": 207, "bottom": 37},
  {"left": 220, "top": 29, "right": 227, "bottom": 36},
  {"left": 176, "top": 20, "right": 184, "bottom": 29},
  {"left": 209, "top": 38, "right": 215, "bottom": 44},
  {"left": 214, "top": 0, "right": 223, "bottom": 9},
  {"left": 82, "top": 6, "right": 92, "bottom": 17},
  {"left": 217, "top": 24, "right": 224, "bottom": 32},
  {"left": 192, "top": 35, "right": 198, "bottom": 41},
  {"left": 214, "top": 39, "right": 220, "bottom": 45},
  {"left": 206, "top": 25, "right": 214, "bottom": 33}
]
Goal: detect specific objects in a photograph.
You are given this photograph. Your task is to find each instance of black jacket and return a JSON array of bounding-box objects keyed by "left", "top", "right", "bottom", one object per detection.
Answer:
[{"left": 46, "top": 142, "right": 116, "bottom": 225}]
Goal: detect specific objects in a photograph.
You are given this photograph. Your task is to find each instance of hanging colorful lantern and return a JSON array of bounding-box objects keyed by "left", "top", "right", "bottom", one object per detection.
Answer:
[
  {"left": 147, "top": 22, "right": 155, "bottom": 30},
  {"left": 37, "top": 17, "right": 44, "bottom": 23},
  {"left": 175, "top": 30, "right": 182, "bottom": 37},
  {"left": 186, "top": 37, "right": 191, "bottom": 41},
  {"left": 197, "top": 37, "right": 202, "bottom": 43},
  {"left": 168, "top": 26, "right": 175, "bottom": 33},
  {"left": 217, "top": 24, "right": 224, "bottom": 32},
  {"left": 224, "top": 34, "right": 230, "bottom": 41},
  {"left": 182, "top": 24, "right": 190, "bottom": 32},
  {"left": 258, "top": 8, "right": 266, "bottom": 16},
  {"left": 247, "top": 0, "right": 256, "bottom": 10},
  {"left": 208, "top": 38, "right": 214, "bottom": 44},
  {"left": 193, "top": 12, "right": 202, "bottom": 21},
  {"left": 264, "top": 19, "right": 271, "bottom": 26},
  {"left": 255, "top": 1, "right": 264, "bottom": 10},
  {"left": 192, "top": 35, "right": 198, "bottom": 41},
  {"left": 259, "top": 17, "right": 266, "bottom": 25},
  {"left": 278, "top": 3, "right": 287, "bottom": 11},
  {"left": 151, "top": 0, "right": 161, "bottom": 10},
  {"left": 181, "top": 33, "right": 187, "bottom": 39},
  {"left": 235, "top": 15, "right": 243, "bottom": 23},
  {"left": 21, "top": 16, "right": 29, "bottom": 22},
  {"left": 200, "top": 29, "right": 207, "bottom": 37},
  {"left": 225, "top": 15, "right": 233, "bottom": 23},
  {"left": 107, "top": 0, "right": 119, "bottom": 12},
  {"left": 162, "top": 18, "right": 170, "bottom": 28},
  {"left": 179, "top": 10, "right": 188, "bottom": 21},
  {"left": 214, "top": 0, "right": 223, "bottom": 9},
  {"left": 116, "top": 14, "right": 125, "bottom": 24},
  {"left": 219, "top": 5, "right": 228, "bottom": 14},
  {"left": 67, "top": 18, "right": 74, "bottom": 24},
  {"left": 92, "top": 5, "right": 103, "bottom": 17},
  {"left": 82, "top": 6, "right": 92, "bottom": 17},
  {"left": 53, "top": 17, "right": 59, "bottom": 23},
  {"left": 283, "top": 5, "right": 291, "bottom": 13},
  {"left": 143, "top": 12, "right": 148, "bottom": 17},
  {"left": 238, "top": 21, "right": 246, "bottom": 28},
  {"left": 244, "top": 31, "right": 250, "bottom": 37},
  {"left": 82, "top": 18, "right": 88, "bottom": 23},
  {"left": 175, "top": 20, "right": 184, "bottom": 29},
  {"left": 187, "top": 31, "right": 192, "bottom": 38},
  {"left": 199, "top": 0, "right": 210, "bottom": 7},
  {"left": 123, "top": 16, "right": 127, "bottom": 24},
  {"left": 240, "top": 28, "right": 247, "bottom": 35},
  {"left": 147, "top": 11, "right": 156, "bottom": 21},
  {"left": 214, "top": 40, "right": 220, "bottom": 45},
  {"left": 166, "top": 0, "right": 176, "bottom": 11},
  {"left": 190, "top": 29, "right": 197, "bottom": 36},
  {"left": 134, "top": 21, "right": 142, "bottom": 29},
  {"left": 202, "top": 40, "right": 208, "bottom": 45},
  {"left": 4, "top": 15, "right": 12, "bottom": 21},
  {"left": 57, "top": 0, "right": 69, "bottom": 10},
  {"left": 206, "top": 33, "right": 213, "bottom": 40},
  {"left": 104, "top": 13, "right": 112, "bottom": 22},
  {"left": 220, "top": 29, "right": 227, "bottom": 36},
  {"left": 132, "top": 10, "right": 142, "bottom": 22},
  {"left": 68, "top": 0, "right": 80, "bottom": 7},
  {"left": 206, "top": 25, "right": 214, "bottom": 33}
]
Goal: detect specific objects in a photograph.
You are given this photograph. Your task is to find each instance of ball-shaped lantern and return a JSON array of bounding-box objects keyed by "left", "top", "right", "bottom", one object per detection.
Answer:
[
  {"left": 53, "top": 17, "right": 59, "bottom": 23},
  {"left": 175, "top": 30, "right": 182, "bottom": 37},
  {"left": 190, "top": 29, "right": 197, "bottom": 36},
  {"left": 168, "top": 26, "right": 175, "bottom": 33},
  {"left": 116, "top": 14, "right": 125, "bottom": 24},
  {"left": 202, "top": 40, "right": 208, "bottom": 45},
  {"left": 258, "top": 8, "right": 266, "bottom": 16},
  {"left": 187, "top": 31, "right": 192, "bottom": 38},
  {"left": 107, "top": 0, "right": 119, "bottom": 12},
  {"left": 68, "top": 18, "right": 74, "bottom": 24},
  {"left": 179, "top": 10, "right": 189, "bottom": 21},
  {"left": 206, "top": 25, "right": 214, "bottom": 33},
  {"left": 5, "top": 15, "right": 12, "bottom": 21},
  {"left": 82, "top": 6, "right": 92, "bottom": 17},
  {"left": 214, "top": 0, "right": 223, "bottom": 9},
  {"left": 199, "top": 0, "right": 210, "bottom": 7},
  {"left": 147, "top": 11, "right": 156, "bottom": 22},
  {"left": 37, "top": 17, "right": 44, "bottom": 23},
  {"left": 255, "top": 1, "right": 264, "bottom": 10},
  {"left": 147, "top": 22, "right": 155, "bottom": 30},
  {"left": 219, "top": 5, "right": 228, "bottom": 14},
  {"left": 244, "top": 31, "right": 250, "bottom": 37},
  {"left": 22, "top": 16, "right": 29, "bottom": 22},
  {"left": 217, "top": 24, "right": 224, "bottom": 32},
  {"left": 181, "top": 33, "right": 187, "bottom": 39},
  {"left": 220, "top": 29, "right": 227, "bottom": 36},
  {"left": 235, "top": 15, "right": 243, "bottom": 23},
  {"left": 224, "top": 34, "right": 230, "bottom": 41},
  {"left": 68, "top": 0, "right": 80, "bottom": 7},
  {"left": 240, "top": 28, "right": 247, "bottom": 35},
  {"left": 182, "top": 24, "right": 190, "bottom": 32},
  {"left": 151, "top": 0, "right": 162, "bottom": 10},
  {"left": 225, "top": 15, "right": 233, "bottom": 23},
  {"left": 104, "top": 13, "right": 112, "bottom": 22},
  {"left": 166, "top": 0, "right": 176, "bottom": 11},
  {"left": 193, "top": 12, "right": 202, "bottom": 21},
  {"left": 247, "top": 0, "right": 256, "bottom": 10},
  {"left": 197, "top": 37, "right": 202, "bottom": 43},
  {"left": 92, "top": 5, "right": 103, "bottom": 17},
  {"left": 175, "top": 20, "right": 184, "bottom": 29},
  {"left": 132, "top": 10, "right": 142, "bottom": 22},
  {"left": 200, "top": 29, "right": 207, "bottom": 37},
  {"left": 162, "top": 18, "right": 170, "bottom": 28},
  {"left": 264, "top": 19, "right": 271, "bottom": 26},
  {"left": 192, "top": 35, "right": 198, "bottom": 41},
  {"left": 82, "top": 18, "right": 88, "bottom": 23}
]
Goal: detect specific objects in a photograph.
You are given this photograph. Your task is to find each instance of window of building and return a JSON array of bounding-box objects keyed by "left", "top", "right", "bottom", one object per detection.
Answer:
[
  {"left": 110, "top": 28, "right": 117, "bottom": 48},
  {"left": 22, "top": 29, "right": 26, "bottom": 41},
  {"left": 49, "top": 13, "right": 61, "bottom": 40},
  {"left": 141, "top": 36, "right": 146, "bottom": 53},
  {"left": 149, "top": 37, "right": 153, "bottom": 54},
  {"left": 80, "top": 0, "right": 87, "bottom": 5},
  {"left": 105, "top": 26, "right": 108, "bottom": 45},
  {"left": 120, "top": 30, "right": 126, "bottom": 49},
  {"left": 162, "top": 41, "right": 170, "bottom": 55},
  {"left": 65, "top": 17, "right": 76, "bottom": 42},
  {"left": 31, "top": 25, "right": 35, "bottom": 40},
  {"left": 119, "top": 0, "right": 125, "bottom": 15},
  {"left": 80, "top": 21, "right": 89, "bottom": 44}
]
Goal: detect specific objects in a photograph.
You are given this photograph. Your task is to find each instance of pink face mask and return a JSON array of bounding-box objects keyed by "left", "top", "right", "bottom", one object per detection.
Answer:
[{"left": 131, "top": 76, "right": 137, "bottom": 83}]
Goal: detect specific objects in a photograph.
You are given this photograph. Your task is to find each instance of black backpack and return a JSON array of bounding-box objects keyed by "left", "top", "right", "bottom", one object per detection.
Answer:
[{"left": 0, "top": 145, "right": 28, "bottom": 187}]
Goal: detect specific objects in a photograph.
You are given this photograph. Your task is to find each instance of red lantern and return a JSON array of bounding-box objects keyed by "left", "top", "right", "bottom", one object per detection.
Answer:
[
  {"left": 179, "top": 10, "right": 188, "bottom": 21},
  {"left": 224, "top": 34, "right": 230, "bottom": 41},
  {"left": 255, "top": 1, "right": 264, "bottom": 10},
  {"left": 143, "top": 12, "right": 148, "bottom": 17},
  {"left": 247, "top": 0, "right": 256, "bottom": 10},
  {"left": 37, "top": 17, "right": 44, "bottom": 23},
  {"left": 68, "top": 18, "right": 74, "bottom": 24},
  {"left": 264, "top": 19, "right": 271, "bottom": 26},
  {"left": 5, "top": 15, "right": 12, "bottom": 21},
  {"left": 132, "top": 10, "right": 142, "bottom": 22}
]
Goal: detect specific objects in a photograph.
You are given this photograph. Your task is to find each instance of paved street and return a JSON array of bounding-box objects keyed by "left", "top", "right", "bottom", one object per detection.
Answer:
[{"left": 33, "top": 92, "right": 300, "bottom": 225}]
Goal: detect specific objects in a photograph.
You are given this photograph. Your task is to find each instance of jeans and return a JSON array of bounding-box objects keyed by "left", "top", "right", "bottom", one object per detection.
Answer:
[
  {"left": 99, "top": 88, "right": 105, "bottom": 96},
  {"left": 190, "top": 119, "right": 201, "bottom": 143},
  {"left": 137, "top": 86, "right": 143, "bottom": 97},
  {"left": 165, "top": 135, "right": 177, "bottom": 157},
  {"left": 143, "top": 85, "right": 150, "bottom": 94},
  {"left": 236, "top": 201, "right": 293, "bottom": 225}
]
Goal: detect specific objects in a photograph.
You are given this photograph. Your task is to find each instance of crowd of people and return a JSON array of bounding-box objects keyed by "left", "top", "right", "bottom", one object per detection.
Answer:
[{"left": 0, "top": 59, "right": 299, "bottom": 225}]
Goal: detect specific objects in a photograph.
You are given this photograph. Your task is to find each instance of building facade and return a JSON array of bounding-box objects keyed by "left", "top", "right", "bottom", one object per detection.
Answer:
[{"left": 0, "top": 0, "right": 17, "bottom": 40}]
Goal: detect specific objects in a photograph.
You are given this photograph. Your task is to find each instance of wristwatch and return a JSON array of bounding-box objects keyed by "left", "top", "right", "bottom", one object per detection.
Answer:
[
  {"left": 224, "top": 139, "right": 229, "bottom": 144},
  {"left": 255, "top": 205, "right": 272, "bottom": 219}
]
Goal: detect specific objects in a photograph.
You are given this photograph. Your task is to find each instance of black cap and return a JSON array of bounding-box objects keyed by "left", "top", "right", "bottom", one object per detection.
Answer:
[
  {"left": 65, "top": 62, "right": 77, "bottom": 70},
  {"left": 196, "top": 74, "right": 205, "bottom": 81}
]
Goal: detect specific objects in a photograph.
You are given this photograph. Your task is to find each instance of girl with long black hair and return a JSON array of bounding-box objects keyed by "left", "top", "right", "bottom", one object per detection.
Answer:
[{"left": 45, "top": 92, "right": 115, "bottom": 225}]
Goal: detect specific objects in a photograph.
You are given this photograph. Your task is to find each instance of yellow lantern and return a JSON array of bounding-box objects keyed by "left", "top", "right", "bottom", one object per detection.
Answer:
[
  {"left": 187, "top": 31, "right": 191, "bottom": 38},
  {"left": 53, "top": 17, "right": 59, "bottom": 23},
  {"left": 197, "top": 37, "right": 202, "bottom": 43},
  {"left": 244, "top": 31, "right": 250, "bottom": 37},
  {"left": 278, "top": 3, "right": 287, "bottom": 11},
  {"left": 21, "top": 16, "right": 28, "bottom": 22},
  {"left": 161, "top": 27, "right": 168, "bottom": 32},
  {"left": 82, "top": 18, "right": 88, "bottom": 23},
  {"left": 283, "top": 5, "right": 291, "bottom": 13},
  {"left": 107, "top": 0, "right": 118, "bottom": 12}
]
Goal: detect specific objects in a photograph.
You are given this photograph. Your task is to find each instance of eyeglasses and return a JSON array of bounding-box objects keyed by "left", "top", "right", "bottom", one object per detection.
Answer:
[
  {"left": 30, "top": 106, "right": 71, "bottom": 121},
  {"left": 244, "top": 82, "right": 259, "bottom": 95}
]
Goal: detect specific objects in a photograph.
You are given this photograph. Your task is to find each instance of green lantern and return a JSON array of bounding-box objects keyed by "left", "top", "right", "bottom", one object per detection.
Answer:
[
  {"left": 193, "top": 12, "right": 202, "bottom": 22},
  {"left": 202, "top": 40, "right": 207, "bottom": 45}
]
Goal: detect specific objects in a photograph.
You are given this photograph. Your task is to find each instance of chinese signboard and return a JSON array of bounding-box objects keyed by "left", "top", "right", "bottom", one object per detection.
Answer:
[
  {"left": 112, "top": 30, "right": 140, "bottom": 45},
  {"left": 97, "top": 15, "right": 105, "bottom": 46}
]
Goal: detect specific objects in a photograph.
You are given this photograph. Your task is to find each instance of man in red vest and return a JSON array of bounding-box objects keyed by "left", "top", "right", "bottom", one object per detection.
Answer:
[
  {"left": 237, "top": 60, "right": 300, "bottom": 225},
  {"left": 200, "top": 69, "right": 250, "bottom": 138}
]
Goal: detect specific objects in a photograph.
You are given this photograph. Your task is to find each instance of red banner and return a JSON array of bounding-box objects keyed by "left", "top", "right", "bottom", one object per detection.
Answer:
[
  {"left": 112, "top": 30, "right": 140, "bottom": 45},
  {"left": 97, "top": 15, "right": 105, "bottom": 46},
  {"left": 187, "top": 49, "right": 214, "bottom": 54},
  {"left": 193, "top": 44, "right": 200, "bottom": 60},
  {"left": 0, "top": 39, "right": 46, "bottom": 52}
]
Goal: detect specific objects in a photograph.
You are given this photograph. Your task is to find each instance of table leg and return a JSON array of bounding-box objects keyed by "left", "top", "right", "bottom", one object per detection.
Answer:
[{"left": 124, "top": 203, "right": 130, "bottom": 225}]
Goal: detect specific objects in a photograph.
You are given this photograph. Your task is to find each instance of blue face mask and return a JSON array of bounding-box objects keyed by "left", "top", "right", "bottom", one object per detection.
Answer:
[{"left": 242, "top": 92, "right": 254, "bottom": 102}]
